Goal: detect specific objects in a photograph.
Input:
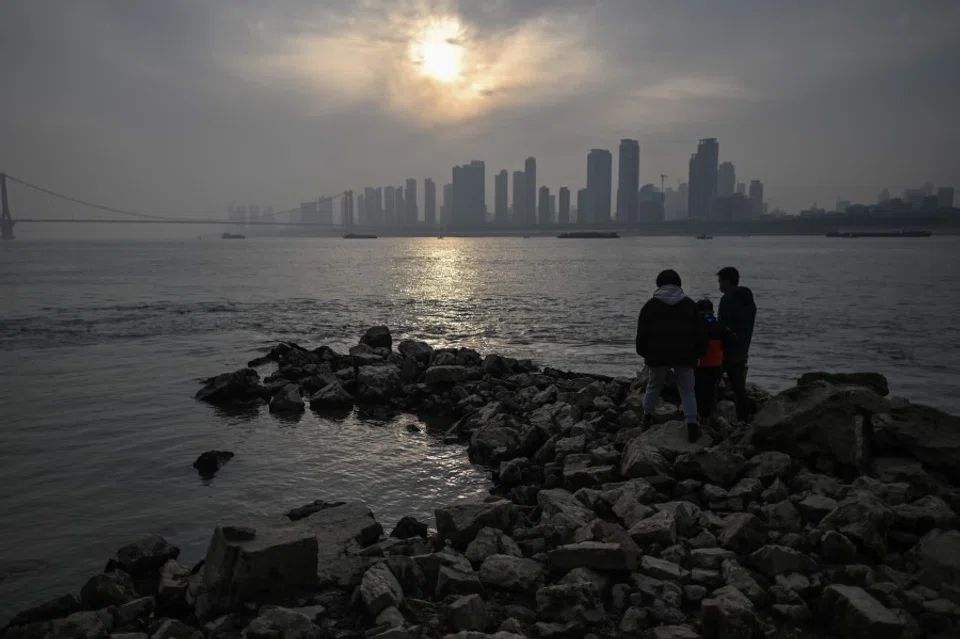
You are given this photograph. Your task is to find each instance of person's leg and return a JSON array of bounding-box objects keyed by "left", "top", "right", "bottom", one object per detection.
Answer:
[
  {"left": 724, "top": 361, "right": 750, "bottom": 422},
  {"left": 675, "top": 367, "right": 701, "bottom": 441},
  {"left": 643, "top": 366, "right": 668, "bottom": 427},
  {"left": 696, "top": 367, "right": 721, "bottom": 419}
]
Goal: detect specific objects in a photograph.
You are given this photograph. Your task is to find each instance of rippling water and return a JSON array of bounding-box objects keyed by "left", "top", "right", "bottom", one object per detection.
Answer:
[{"left": 1, "top": 236, "right": 959, "bottom": 621}]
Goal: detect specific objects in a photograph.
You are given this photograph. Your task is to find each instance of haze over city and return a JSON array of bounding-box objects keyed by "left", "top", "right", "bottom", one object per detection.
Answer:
[{"left": 2, "top": 0, "right": 959, "bottom": 223}]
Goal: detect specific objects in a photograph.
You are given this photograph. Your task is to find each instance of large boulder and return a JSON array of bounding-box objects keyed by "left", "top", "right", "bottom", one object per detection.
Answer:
[
  {"left": 360, "top": 326, "right": 392, "bottom": 351},
  {"left": 426, "top": 365, "right": 469, "bottom": 386},
  {"left": 798, "top": 371, "right": 890, "bottom": 396},
  {"left": 196, "top": 501, "right": 382, "bottom": 618},
  {"left": 752, "top": 381, "right": 889, "bottom": 468},
  {"left": 620, "top": 439, "right": 669, "bottom": 478},
  {"left": 106, "top": 535, "right": 181, "bottom": 581},
  {"left": 79, "top": 570, "right": 138, "bottom": 609},
  {"left": 360, "top": 563, "right": 403, "bottom": 616},
  {"left": 871, "top": 403, "right": 960, "bottom": 481},
  {"left": 674, "top": 448, "right": 745, "bottom": 487},
  {"left": 308, "top": 381, "right": 354, "bottom": 410},
  {"left": 819, "top": 584, "right": 910, "bottom": 639},
  {"left": 469, "top": 419, "right": 523, "bottom": 465},
  {"left": 632, "top": 422, "right": 713, "bottom": 459},
  {"left": 547, "top": 541, "right": 638, "bottom": 572},
  {"left": 701, "top": 585, "right": 761, "bottom": 639},
  {"left": 537, "top": 489, "right": 595, "bottom": 527},
  {"left": 718, "top": 513, "right": 767, "bottom": 555},
  {"left": 242, "top": 607, "right": 322, "bottom": 639},
  {"left": 269, "top": 384, "right": 305, "bottom": 414},
  {"left": 355, "top": 365, "right": 403, "bottom": 402},
  {"left": 436, "top": 500, "right": 516, "bottom": 548},
  {"left": 398, "top": 339, "right": 433, "bottom": 364},
  {"left": 905, "top": 529, "right": 960, "bottom": 589},
  {"left": 195, "top": 368, "right": 267, "bottom": 405},
  {"left": 820, "top": 491, "right": 895, "bottom": 557},
  {"left": 193, "top": 450, "right": 234, "bottom": 478}
]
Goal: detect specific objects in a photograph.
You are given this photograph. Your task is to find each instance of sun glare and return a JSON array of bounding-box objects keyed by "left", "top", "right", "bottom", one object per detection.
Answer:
[{"left": 411, "top": 18, "right": 464, "bottom": 83}]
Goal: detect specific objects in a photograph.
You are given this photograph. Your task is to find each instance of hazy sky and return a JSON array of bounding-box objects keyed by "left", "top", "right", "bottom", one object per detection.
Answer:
[{"left": 2, "top": 0, "right": 958, "bottom": 222}]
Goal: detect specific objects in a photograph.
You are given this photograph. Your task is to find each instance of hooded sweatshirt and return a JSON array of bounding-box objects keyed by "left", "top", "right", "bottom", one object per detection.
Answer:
[{"left": 636, "top": 285, "right": 708, "bottom": 368}]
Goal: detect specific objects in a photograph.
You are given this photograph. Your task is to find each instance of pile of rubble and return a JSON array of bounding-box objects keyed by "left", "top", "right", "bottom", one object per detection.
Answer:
[{"left": 4, "top": 327, "right": 959, "bottom": 639}]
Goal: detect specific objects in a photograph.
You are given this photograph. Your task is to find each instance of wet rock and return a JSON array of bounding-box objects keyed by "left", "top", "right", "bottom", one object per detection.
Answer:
[
  {"left": 356, "top": 365, "right": 403, "bottom": 401},
  {"left": 547, "top": 541, "right": 638, "bottom": 573},
  {"left": 798, "top": 371, "right": 890, "bottom": 396},
  {"left": 482, "top": 354, "right": 512, "bottom": 378},
  {"left": 426, "top": 365, "right": 469, "bottom": 386},
  {"left": 308, "top": 381, "right": 354, "bottom": 410},
  {"left": 269, "top": 384, "right": 305, "bottom": 414},
  {"left": 465, "top": 527, "right": 519, "bottom": 565},
  {"left": 479, "top": 554, "right": 544, "bottom": 593},
  {"left": 361, "top": 562, "right": 404, "bottom": 616},
  {"left": 906, "top": 529, "right": 960, "bottom": 590},
  {"left": 5, "top": 593, "right": 80, "bottom": 627},
  {"left": 435, "top": 500, "right": 515, "bottom": 548},
  {"left": 391, "top": 515, "right": 428, "bottom": 540},
  {"left": 398, "top": 339, "right": 433, "bottom": 364},
  {"left": 449, "top": 594, "right": 488, "bottom": 632},
  {"left": 701, "top": 585, "right": 761, "bottom": 639},
  {"left": 718, "top": 513, "right": 767, "bottom": 555},
  {"left": 106, "top": 535, "right": 181, "bottom": 581},
  {"left": 819, "top": 584, "right": 909, "bottom": 639},
  {"left": 820, "top": 491, "right": 895, "bottom": 556},
  {"left": 361, "top": 326, "right": 393, "bottom": 351},
  {"left": 78, "top": 569, "right": 137, "bottom": 609},
  {"left": 195, "top": 368, "right": 267, "bottom": 405},
  {"left": 192, "top": 450, "right": 234, "bottom": 478}
]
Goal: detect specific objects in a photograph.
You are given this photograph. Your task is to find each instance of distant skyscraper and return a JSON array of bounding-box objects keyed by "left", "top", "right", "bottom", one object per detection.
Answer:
[
  {"left": 938, "top": 187, "right": 955, "bottom": 209},
  {"left": 442, "top": 183, "right": 453, "bottom": 225},
  {"left": 384, "top": 186, "right": 396, "bottom": 225},
  {"left": 318, "top": 196, "right": 334, "bottom": 224},
  {"left": 718, "top": 161, "right": 736, "bottom": 196},
  {"left": 370, "top": 188, "right": 383, "bottom": 225},
  {"left": 340, "top": 191, "right": 354, "bottom": 227},
  {"left": 494, "top": 170, "right": 509, "bottom": 225},
  {"left": 736, "top": 182, "right": 746, "bottom": 196},
  {"left": 538, "top": 186, "right": 551, "bottom": 225},
  {"left": 395, "top": 186, "right": 404, "bottom": 226},
  {"left": 524, "top": 157, "right": 537, "bottom": 226},
  {"left": 587, "top": 148, "right": 613, "bottom": 225},
  {"left": 687, "top": 138, "right": 719, "bottom": 218},
  {"left": 577, "top": 188, "right": 589, "bottom": 225},
  {"left": 405, "top": 178, "right": 418, "bottom": 225},
  {"left": 877, "top": 188, "right": 891, "bottom": 204},
  {"left": 357, "top": 193, "right": 367, "bottom": 225},
  {"left": 558, "top": 187, "right": 570, "bottom": 225},
  {"left": 452, "top": 161, "right": 486, "bottom": 228},
  {"left": 512, "top": 171, "right": 526, "bottom": 226},
  {"left": 749, "top": 180, "right": 764, "bottom": 218},
  {"left": 424, "top": 178, "right": 437, "bottom": 226},
  {"left": 617, "top": 139, "right": 640, "bottom": 224},
  {"left": 299, "top": 201, "right": 317, "bottom": 224},
  {"left": 550, "top": 194, "right": 556, "bottom": 221}
]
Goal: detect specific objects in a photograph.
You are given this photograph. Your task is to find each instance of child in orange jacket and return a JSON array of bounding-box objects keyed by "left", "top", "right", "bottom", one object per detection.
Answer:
[{"left": 695, "top": 299, "right": 727, "bottom": 422}]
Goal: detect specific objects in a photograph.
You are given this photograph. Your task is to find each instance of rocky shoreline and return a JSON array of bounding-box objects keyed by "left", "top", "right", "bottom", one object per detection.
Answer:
[{"left": 4, "top": 326, "right": 960, "bottom": 639}]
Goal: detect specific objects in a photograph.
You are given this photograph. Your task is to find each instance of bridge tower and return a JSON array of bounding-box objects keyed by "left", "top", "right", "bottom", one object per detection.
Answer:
[{"left": 1, "top": 173, "right": 15, "bottom": 240}]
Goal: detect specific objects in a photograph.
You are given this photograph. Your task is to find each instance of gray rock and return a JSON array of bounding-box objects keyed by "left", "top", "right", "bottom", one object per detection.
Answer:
[
  {"left": 115, "top": 597, "right": 156, "bottom": 629},
  {"left": 762, "top": 500, "right": 803, "bottom": 531},
  {"left": 728, "top": 478, "right": 764, "bottom": 502},
  {"left": 308, "top": 381, "right": 354, "bottom": 410},
  {"left": 360, "top": 326, "right": 392, "bottom": 350},
  {"left": 538, "top": 488, "right": 595, "bottom": 527},
  {"left": 690, "top": 548, "right": 737, "bottom": 571},
  {"left": 721, "top": 560, "right": 765, "bottom": 605},
  {"left": 398, "top": 339, "right": 432, "bottom": 363},
  {"left": 639, "top": 556, "right": 687, "bottom": 582},
  {"left": 675, "top": 448, "right": 745, "bottom": 487},
  {"left": 628, "top": 510, "right": 677, "bottom": 546},
  {"left": 375, "top": 605, "right": 405, "bottom": 628},
  {"left": 469, "top": 421, "right": 523, "bottom": 465},
  {"left": 820, "top": 490, "right": 895, "bottom": 556},
  {"left": 719, "top": 513, "right": 767, "bottom": 555},
  {"left": 634, "top": 421, "right": 712, "bottom": 459},
  {"left": 821, "top": 530, "right": 858, "bottom": 564},
  {"left": 619, "top": 606, "right": 649, "bottom": 634},
  {"left": 80, "top": 570, "right": 138, "bottom": 609},
  {"left": 426, "top": 365, "right": 469, "bottom": 386},
  {"left": 436, "top": 560, "right": 483, "bottom": 599},
  {"left": 871, "top": 403, "right": 960, "bottom": 481},
  {"left": 356, "top": 365, "right": 403, "bottom": 401},
  {"left": 701, "top": 585, "right": 761, "bottom": 639},
  {"left": 149, "top": 618, "right": 202, "bottom": 639},
  {"left": 620, "top": 439, "right": 669, "bottom": 478},
  {"left": 436, "top": 500, "right": 515, "bottom": 548},
  {"left": 747, "top": 545, "right": 813, "bottom": 578},
  {"left": 498, "top": 459, "right": 524, "bottom": 486},
  {"left": 449, "top": 594, "right": 488, "bottom": 632},
  {"left": 906, "top": 529, "right": 960, "bottom": 590},
  {"left": 819, "top": 584, "right": 909, "bottom": 639},
  {"left": 796, "top": 494, "right": 838, "bottom": 524},
  {"left": 743, "top": 451, "right": 793, "bottom": 480},
  {"left": 192, "top": 450, "right": 234, "bottom": 477},
  {"left": 106, "top": 535, "right": 181, "bottom": 579},
  {"left": 241, "top": 607, "right": 320, "bottom": 639},
  {"left": 479, "top": 554, "right": 543, "bottom": 593},
  {"left": 360, "top": 563, "right": 404, "bottom": 616},
  {"left": 798, "top": 371, "right": 890, "bottom": 396},
  {"left": 893, "top": 496, "right": 959, "bottom": 535},
  {"left": 652, "top": 625, "right": 701, "bottom": 639},
  {"left": 535, "top": 582, "right": 606, "bottom": 625},
  {"left": 195, "top": 368, "right": 267, "bottom": 406},
  {"left": 656, "top": 501, "right": 703, "bottom": 537},
  {"left": 547, "top": 541, "right": 638, "bottom": 572},
  {"left": 269, "top": 384, "right": 305, "bottom": 414}
]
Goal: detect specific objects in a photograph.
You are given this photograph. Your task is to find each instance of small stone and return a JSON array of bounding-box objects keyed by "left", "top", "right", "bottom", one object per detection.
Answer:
[
  {"left": 547, "top": 541, "right": 638, "bottom": 572},
  {"left": 797, "top": 494, "right": 838, "bottom": 523},
  {"left": 639, "top": 556, "right": 687, "bottom": 582},
  {"left": 629, "top": 510, "right": 677, "bottom": 546},
  {"left": 448, "top": 594, "right": 488, "bottom": 632},
  {"left": 479, "top": 554, "right": 543, "bottom": 593},
  {"left": 719, "top": 513, "right": 767, "bottom": 555},
  {"left": 701, "top": 585, "right": 761, "bottom": 639},
  {"left": 820, "top": 584, "right": 909, "bottom": 638},
  {"left": 690, "top": 548, "right": 736, "bottom": 570},
  {"left": 748, "top": 544, "right": 813, "bottom": 578}
]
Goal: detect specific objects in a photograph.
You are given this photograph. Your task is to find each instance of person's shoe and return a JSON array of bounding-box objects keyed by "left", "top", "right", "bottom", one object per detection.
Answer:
[
  {"left": 686, "top": 421, "right": 702, "bottom": 443},
  {"left": 641, "top": 414, "right": 654, "bottom": 430}
]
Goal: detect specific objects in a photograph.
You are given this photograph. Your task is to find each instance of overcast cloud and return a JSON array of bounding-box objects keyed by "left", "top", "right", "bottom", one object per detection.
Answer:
[{"left": 1, "top": 0, "right": 958, "bottom": 220}]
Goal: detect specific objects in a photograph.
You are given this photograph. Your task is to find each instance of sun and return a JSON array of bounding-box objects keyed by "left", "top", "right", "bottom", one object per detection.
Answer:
[{"left": 410, "top": 18, "right": 464, "bottom": 83}]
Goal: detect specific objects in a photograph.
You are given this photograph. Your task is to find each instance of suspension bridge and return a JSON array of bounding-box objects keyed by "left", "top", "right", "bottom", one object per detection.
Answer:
[{"left": 0, "top": 172, "right": 376, "bottom": 240}]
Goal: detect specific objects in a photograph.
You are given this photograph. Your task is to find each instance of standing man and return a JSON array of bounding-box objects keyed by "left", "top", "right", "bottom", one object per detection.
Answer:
[
  {"left": 636, "top": 269, "right": 708, "bottom": 442},
  {"left": 716, "top": 266, "right": 757, "bottom": 423}
]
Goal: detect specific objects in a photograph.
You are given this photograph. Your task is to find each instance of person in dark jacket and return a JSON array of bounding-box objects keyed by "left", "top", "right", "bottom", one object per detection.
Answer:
[
  {"left": 716, "top": 266, "right": 757, "bottom": 422},
  {"left": 694, "top": 298, "right": 726, "bottom": 423},
  {"left": 636, "top": 269, "right": 708, "bottom": 442}
]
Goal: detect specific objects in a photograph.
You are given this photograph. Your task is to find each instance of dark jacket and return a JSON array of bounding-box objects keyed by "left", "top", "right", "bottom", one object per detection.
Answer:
[
  {"left": 636, "top": 285, "right": 708, "bottom": 368},
  {"left": 718, "top": 285, "right": 757, "bottom": 364}
]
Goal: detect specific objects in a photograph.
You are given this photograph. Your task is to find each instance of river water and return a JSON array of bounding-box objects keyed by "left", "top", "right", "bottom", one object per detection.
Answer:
[{"left": 1, "top": 235, "right": 959, "bottom": 621}]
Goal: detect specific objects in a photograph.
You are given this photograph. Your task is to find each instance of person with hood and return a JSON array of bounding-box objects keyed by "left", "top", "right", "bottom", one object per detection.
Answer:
[
  {"left": 635, "top": 269, "right": 708, "bottom": 442},
  {"left": 716, "top": 266, "right": 757, "bottom": 423}
]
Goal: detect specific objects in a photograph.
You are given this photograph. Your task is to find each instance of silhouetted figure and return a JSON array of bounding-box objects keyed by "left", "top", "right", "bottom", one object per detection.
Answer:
[
  {"left": 636, "top": 269, "right": 708, "bottom": 442},
  {"left": 716, "top": 266, "right": 757, "bottom": 423},
  {"left": 694, "top": 299, "right": 727, "bottom": 422}
]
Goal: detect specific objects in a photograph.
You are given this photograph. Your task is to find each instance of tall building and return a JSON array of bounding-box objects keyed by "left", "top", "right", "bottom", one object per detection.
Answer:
[
  {"left": 524, "top": 157, "right": 537, "bottom": 227},
  {"left": 576, "top": 188, "right": 589, "bottom": 225},
  {"left": 340, "top": 191, "right": 354, "bottom": 227},
  {"left": 494, "top": 170, "right": 509, "bottom": 225},
  {"left": 587, "top": 148, "right": 613, "bottom": 225},
  {"left": 384, "top": 186, "right": 396, "bottom": 225},
  {"left": 405, "top": 178, "right": 418, "bottom": 225},
  {"left": 318, "top": 197, "right": 334, "bottom": 224},
  {"left": 718, "top": 162, "right": 736, "bottom": 196},
  {"left": 538, "top": 186, "right": 551, "bottom": 225},
  {"left": 299, "top": 201, "right": 318, "bottom": 224},
  {"left": 512, "top": 171, "right": 526, "bottom": 226},
  {"left": 877, "top": 188, "right": 891, "bottom": 204},
  {"left": 357, "top": 193, "right": 367, "bottom": 226},
  {"left": 550, "top": 194, "right": 556, "bottom": 220},
  {"left": 452, "top": 160, "right": 486, "bottom": 228},
  {"left": 558, "top": 187, "right": 571, "bottom": 225},
  {"left": 748, "top": 180, "right": 764, "bottom": 218},
  {"left": 638, "top": 184, "right": 665, "bottom": 223},
  {"left": 736, "top": 182, "right": 746, "bottom": 196},
  {"left": 441, "top": 183, "right": 453, "bottom": 225},
  {"left": 616, "top": 139, "right": 640, "bottom": 224},
  {"left": 938, "top": 187, "right": 955, "bottom": 209},
  {"left": 364, "top": 187, "right": 383, "bottom": 226},
  {"left": 424, "top": 178, "right": 437, "bottom": 226},
  {"left": 394, "top": 186, "right": 404, "bottom": 226},
  {"left": 687, "top": 137, "right": 719, "bottom": 218}
]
